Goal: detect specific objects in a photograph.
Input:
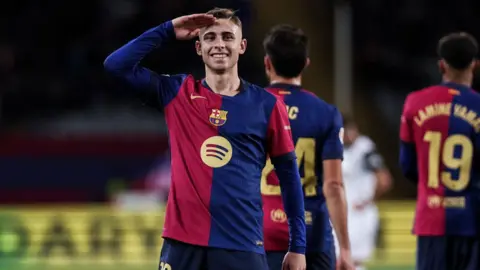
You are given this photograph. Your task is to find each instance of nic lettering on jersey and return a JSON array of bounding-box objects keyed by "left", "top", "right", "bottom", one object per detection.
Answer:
[{"left": 285, "top": 105, "right": 299, "bottom": 120}]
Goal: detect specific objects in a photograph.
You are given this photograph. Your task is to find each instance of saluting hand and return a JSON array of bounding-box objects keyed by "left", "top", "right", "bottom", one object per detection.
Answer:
[{"left": 172, "top": 14, "right": 216, "bottom": 40}]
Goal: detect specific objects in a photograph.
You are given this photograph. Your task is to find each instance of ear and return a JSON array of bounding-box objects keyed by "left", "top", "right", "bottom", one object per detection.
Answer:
[
  {"left": 239, "top": 39, "right": 247, "bottom": 55},
  {"left": 195, "top": 40, "right": 202, "bottom": 56},
  {"left": 474, "top": 60, "right": 480, "bottom": 72},
  {"left": 471, "top": 60, "right": 478, "bottom": 70},
  {"left": 264, "top": 55, "right": 272, "bottom": 71},
  {"left": 305, "top": 57, "right": 311, "bottom": 68},
  {"left": 438, "top": 59, "right": 445, "bottom": 74}
]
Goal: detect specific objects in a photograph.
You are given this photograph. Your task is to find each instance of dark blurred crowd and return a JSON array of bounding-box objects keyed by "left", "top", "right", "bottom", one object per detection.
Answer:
[
  {"left": 354, "top": 0, "right": 480, "bottom": 95},
  {"left": 1, "top": 0, "right": 480, "bottom": 130},
  {"left": 0, "top": 0, "right": 253, "bottom": 128}
]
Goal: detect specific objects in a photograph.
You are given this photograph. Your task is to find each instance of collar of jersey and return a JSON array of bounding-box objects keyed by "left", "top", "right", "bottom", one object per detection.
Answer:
[
  {"left": 268, "top": 83, "right": 303, "bottom": 91},
  {"left": 201, "top": 78, "right": 247, "bottom": 97},
  {"left": 440, "top": 81, "right": 471, "bottom": 92}
]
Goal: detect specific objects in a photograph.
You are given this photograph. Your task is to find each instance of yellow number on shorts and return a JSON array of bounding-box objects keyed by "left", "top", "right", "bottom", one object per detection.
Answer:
[
  {"left": 160, "top": 262, "right": 172, "bottom": 270},
  {"left": 261, "top": 138, "right": 317, "bottom": 197},
  {"left": 423, "top": 131, "right": 473, "bottom": 191}
]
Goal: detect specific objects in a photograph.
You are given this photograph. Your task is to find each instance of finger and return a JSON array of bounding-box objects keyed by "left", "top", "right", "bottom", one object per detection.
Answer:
[
  {"left": 187, "top": 14, "right": 216, "bottom": 24},
  {"left": 193, "top": 17, "right": 216, "bottom": 27},
  {"left": 281, "top": 262, "right": 289, "bottom": 270},
  {"left": 190, "top": 29, "right": 201, "bottom": 37},
  {"left": 187, "top": 13, "right": 215, "bottom": 20}
]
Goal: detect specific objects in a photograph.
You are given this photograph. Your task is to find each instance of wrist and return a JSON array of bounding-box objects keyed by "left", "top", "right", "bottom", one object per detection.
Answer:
[
  {"left": 164, "top": 21, "right": 175, "bottom": 38},
  {"left": 288, "top": 245, "right": 306, "bottom": 254}
]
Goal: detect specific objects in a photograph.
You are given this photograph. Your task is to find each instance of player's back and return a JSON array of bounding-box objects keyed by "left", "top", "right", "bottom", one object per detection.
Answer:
[
  {"left": 262, "top": 83, "right": 343, "bottom": 253},
  {"left": 403, "top": 82, "right": 480, "bottom": 236}
]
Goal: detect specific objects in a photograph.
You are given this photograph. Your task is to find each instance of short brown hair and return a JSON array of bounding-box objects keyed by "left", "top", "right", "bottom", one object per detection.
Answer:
[{"left": 206, "top": 8, "right": 242, "bottom": 27}]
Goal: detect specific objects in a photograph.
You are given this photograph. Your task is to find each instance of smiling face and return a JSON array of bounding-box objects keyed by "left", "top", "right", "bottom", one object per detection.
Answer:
[{"left": 195, "top": 19, "right": 247, "bottom": 73}]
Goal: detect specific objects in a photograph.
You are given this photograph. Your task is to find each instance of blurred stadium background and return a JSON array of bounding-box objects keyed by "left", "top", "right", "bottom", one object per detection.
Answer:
[{"left": 1, "top": 0, "right": 480, "bottom": 269}]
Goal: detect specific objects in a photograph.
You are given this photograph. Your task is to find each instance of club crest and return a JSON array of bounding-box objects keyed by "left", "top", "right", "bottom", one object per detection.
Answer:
[{"left": 209, "top": 109, "right": 228, "bottom": 126}]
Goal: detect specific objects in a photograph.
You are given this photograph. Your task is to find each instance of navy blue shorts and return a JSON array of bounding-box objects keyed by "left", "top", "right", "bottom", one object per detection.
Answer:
[
  {"left": 416, "top": 236, "right": 479, "bottom": 270},
  {"left": 266, "top": 248, "right": 335, "bottom": 270},
  {"left": 159, "top": 238, "right": 268, "bottom": 270}
]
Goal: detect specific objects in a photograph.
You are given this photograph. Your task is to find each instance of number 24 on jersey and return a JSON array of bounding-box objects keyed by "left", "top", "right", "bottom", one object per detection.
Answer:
[{"left": 261, "top": 138, "right": 318, "bottom": 197}]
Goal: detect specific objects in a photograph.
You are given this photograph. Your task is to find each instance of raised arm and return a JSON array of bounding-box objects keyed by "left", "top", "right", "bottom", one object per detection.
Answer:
[
  {"left": 104, "top": 21, "right": 187, "bottom": 107},
  {"left": 104, "top": 14, "right": 215, "bottom": 108}
]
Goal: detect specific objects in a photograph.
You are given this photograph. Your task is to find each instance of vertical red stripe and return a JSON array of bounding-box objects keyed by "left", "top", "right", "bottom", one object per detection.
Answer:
[
  {"left": 263, "top": 87, "right": 291, "bottom": 251},
  {"left": 162, "top": 77, "right": 222, "bottom": 245}
]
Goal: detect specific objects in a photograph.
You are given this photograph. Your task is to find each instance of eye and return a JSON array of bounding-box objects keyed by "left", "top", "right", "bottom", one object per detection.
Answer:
[
  {"left": 204, "top": 35, "right": 215, "bottom": 41},
  {"left": 223, "top": 34, "right": 235, "bottom": 40}
]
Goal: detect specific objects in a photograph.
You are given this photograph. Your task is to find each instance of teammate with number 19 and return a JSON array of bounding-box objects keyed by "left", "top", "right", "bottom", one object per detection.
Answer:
[
  {"left": 400, "top": 32, "right": 480, "bottom": 270},
  {"left": 261, "top": 24, "right": 354, "bottom": 270}
]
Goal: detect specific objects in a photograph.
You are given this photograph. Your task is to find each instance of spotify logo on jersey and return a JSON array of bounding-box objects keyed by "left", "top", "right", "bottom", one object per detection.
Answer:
[{"left": 200, "top": 136, "right": 233, "bottom": 168}]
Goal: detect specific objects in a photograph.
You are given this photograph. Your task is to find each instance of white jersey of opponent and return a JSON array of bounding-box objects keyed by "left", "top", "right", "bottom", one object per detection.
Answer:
[
  {"left": 342, "top": 135, "right": 381, "bottom": 211},
  {"left": 335, "top": 135, "right": 383, "bottom": 262}
]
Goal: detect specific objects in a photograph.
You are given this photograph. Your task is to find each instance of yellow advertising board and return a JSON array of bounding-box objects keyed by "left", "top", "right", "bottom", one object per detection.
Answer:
[
  {"left": 0, "top": 202, "right": 417, "bottom": 266},
  {"left": 371, "top": 201, "right": 416, "bottom": 266},
  {"left": 0, "top": 207, "right": 165, "bottom": 265}
]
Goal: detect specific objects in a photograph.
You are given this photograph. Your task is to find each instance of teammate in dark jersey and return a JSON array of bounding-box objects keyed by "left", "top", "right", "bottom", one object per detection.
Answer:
[
  {"left": 400, "top": 32, "right": 480, "bottom": 270},
  {"left": 261, "top": 24, "right": 354, "bottom": 270},
  {"left": 104, "top": 9, "right": 307, "bottom": 270}
]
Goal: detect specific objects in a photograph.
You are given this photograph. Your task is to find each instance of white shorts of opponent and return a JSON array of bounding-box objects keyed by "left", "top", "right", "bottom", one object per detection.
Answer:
[{"left": 333, "top": 204, "right": 379, "bottom": 270}]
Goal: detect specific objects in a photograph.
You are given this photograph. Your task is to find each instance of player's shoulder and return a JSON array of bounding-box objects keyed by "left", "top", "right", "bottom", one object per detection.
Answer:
[
  {"left": 287, "top": 87, "right": 340, "bottom": 116},
  {"left": 306, "top": 90, "right": 339, "bottom": 115},
  {"left": 302, "top": 90, "right": 342, "bottom": 124},
  {"left": 246, "top": 81, "right": 283, "bottom": 105},
  {"left": 403, "top": 85, "right": 447, "bottom": 112},
  {"left": 464, "top": 88, "right": 480, "bottom": 102},
  {"left": 406, "top": 85, "right": 443, "bottom": 100}
]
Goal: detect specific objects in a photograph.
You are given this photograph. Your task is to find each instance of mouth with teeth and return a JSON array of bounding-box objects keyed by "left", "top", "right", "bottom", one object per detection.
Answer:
[{"left": 211, "top": 53, "right": 229, "bottom": 59}]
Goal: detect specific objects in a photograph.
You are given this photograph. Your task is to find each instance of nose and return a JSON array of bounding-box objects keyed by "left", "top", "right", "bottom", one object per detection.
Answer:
[{"left": 212, "top": 39, "right": 226, "bottom": 49}]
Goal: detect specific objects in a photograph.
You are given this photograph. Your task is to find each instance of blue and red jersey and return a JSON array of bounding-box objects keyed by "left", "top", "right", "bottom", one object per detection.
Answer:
[
  {"left": 400, "top": 82, "right": 480, "bottom": 236},
  {"left": 104, "top": 21, "right": 306, "bottom": 254},
  {"left": 262, "top": 83, "right": 344, "bottom": 253}
]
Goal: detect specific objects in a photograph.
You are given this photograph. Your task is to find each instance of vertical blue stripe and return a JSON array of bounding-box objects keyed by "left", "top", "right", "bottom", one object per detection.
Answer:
[
  {"left": 444, "top": 88, "right": 478, "bottom": 235},
  {"left": 208, "top": 87, "right": 271, "bottom": 253}
]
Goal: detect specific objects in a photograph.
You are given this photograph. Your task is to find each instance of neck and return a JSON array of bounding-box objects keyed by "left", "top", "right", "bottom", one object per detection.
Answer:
[
  {"left": 269, "top": 74, "right": 302, "bottom": 86},
  {"left": 205, "top": 65, "right": 241, "bottom": 96},
  {"left": 443, "top": 71, "right": 472, "bottom": 88}
]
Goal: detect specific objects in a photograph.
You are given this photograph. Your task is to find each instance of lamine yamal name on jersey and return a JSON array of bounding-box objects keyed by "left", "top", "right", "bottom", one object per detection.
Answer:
[{"left": 412, "top": 102, "right": 480, "bottom": 132}]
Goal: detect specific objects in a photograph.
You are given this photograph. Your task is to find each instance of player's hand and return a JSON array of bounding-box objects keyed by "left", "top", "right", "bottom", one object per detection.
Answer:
[
  {"left": 336, "top": 248, "right": 355, "bottom": 270},
  {"left": 282, "top": 252, "right": 306, "bottom": 270},
  {"left": 172, "top": 14, "right": 216, "bottom": 40}
]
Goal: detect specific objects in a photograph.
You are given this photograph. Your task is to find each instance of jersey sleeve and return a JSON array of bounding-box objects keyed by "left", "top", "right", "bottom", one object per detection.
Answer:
[
  {"left": 322, "top": 107, "right": 344, "bottom": 160},
  {"left": 399, "top": 93, "right": 418, "bottom": 181},
  {"left": 363, "top": 149, "right": 385, "bottom": 172},
  {"left": 400, "top": 93, "right": 414, "bottom": 143},
  {"left": 267, "top": 99, "right": 295, "bottom": 162},
  {"left": 104, "top": 21, "right": 186, "bottom": 108}
]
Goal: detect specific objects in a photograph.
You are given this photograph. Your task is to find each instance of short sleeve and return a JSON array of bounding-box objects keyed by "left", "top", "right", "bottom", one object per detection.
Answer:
[
  {"left": 364, "top": 150, "right": 385, "bottom": 172},
  {"left": 267, "top": 99, "right": 295, "bottom": 161},
  {"left": 322, "top": 107, "right": 344, "bottom": 160},
  {"left": 400, "top": 94, "right": 414, "bottom": 143}
]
